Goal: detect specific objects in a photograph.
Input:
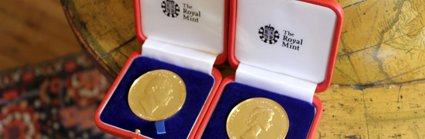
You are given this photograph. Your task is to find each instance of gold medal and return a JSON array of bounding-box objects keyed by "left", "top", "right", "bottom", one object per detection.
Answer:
[
  {"left": 128, "top": 69, "right": 186, "bottom": 121},
  {"left": 226, "top": 98, "right": 289, "bottom": 139}
]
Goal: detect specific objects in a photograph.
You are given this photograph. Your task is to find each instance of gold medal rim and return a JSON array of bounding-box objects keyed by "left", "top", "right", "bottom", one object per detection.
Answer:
[
  {"left": 127, "top": 69, "right": 186, "bottom": 121},
  {"left": 226, "top": 97, "right": 290, "bottom": 139}
]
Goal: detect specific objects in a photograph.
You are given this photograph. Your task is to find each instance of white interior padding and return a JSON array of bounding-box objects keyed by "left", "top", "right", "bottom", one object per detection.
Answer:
[
  {"left": 142, "top": 39, "right": 216, "bottom": 75},
  {"left": 141, "top": 0, "right": 225, "bottom": 56},
  {"left": 236, "top": 63, "right": 317, "bottom": 103},
  {"left": 235, "top": 0, "right": 337, "bottom": 103}
]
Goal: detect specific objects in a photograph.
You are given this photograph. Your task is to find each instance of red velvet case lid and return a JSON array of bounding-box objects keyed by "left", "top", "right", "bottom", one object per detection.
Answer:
[
  {"left": 228, "top": 0, "right": 343, "bottom": 93},
  {"left": 134, "top": 0, "right": 229, "bottom": 65}
]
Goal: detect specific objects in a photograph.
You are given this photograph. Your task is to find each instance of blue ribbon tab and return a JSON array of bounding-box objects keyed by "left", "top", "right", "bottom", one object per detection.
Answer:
[{"left": 155, "top": 120, "right": 166, "bottom": 135}]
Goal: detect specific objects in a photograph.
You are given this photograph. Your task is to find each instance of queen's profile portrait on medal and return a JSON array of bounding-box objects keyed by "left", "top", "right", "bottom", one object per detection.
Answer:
[
  {"left": 240, "top": 106, "right": 275, "bottom": 138},
  {"left": 227, "top": 98, "right": 289, "bottom": 139},
  {"left": 128, "top": 70, "right": 186, "bottom": 121},
  {"left": 139, "top": 75, "right": 175, "bottom": 116}
]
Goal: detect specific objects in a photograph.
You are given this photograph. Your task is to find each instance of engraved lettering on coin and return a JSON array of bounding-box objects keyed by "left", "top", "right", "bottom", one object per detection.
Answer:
[
  {"left": 128, "top": 70, "right": 186, "bottom": 121},
  {"left": 227, "top": 98, "right": 289, "bottom": 139}
]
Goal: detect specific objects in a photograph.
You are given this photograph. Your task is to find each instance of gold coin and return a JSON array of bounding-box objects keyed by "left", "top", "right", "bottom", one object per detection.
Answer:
[
  {"left": 128, "top": 69, "right": 186, "bottom": 121},
  {"left": 226, "top": 98, "right": 289, "bottom": 139}
]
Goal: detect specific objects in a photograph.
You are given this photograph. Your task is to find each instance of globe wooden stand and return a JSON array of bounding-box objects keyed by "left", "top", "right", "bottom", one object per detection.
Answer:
[{"left": 61, "top": 0, "right": 425, "bottom": 138}]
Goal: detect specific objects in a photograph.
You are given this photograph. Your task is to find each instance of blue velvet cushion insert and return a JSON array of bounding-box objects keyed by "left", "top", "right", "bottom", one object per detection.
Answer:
[
  {"left": 202, "top": 82, "right": 315, "bottom": 139},
  {"left": 100, "top": 56, "right": 214, "bottom": 139}
]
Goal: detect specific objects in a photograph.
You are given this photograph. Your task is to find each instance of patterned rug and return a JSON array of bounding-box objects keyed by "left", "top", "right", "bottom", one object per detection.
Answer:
[{"left": 0, "top": 53, "right": 115, "bottom": 139}]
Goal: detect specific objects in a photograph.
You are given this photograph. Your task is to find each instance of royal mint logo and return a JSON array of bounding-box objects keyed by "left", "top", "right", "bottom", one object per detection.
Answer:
[
  {"left": 258, "top": 25, "right": 304, "bottom": 51},
  {"left": 182, "top": 3, "right": 201, "bottom": 23},
  {"left": 282, "top": 30, "right": 303, "bottom": 51},
  {"left": 162, "top": 0, "right": 180, "bottom": 18},
  {"left": 259, "top": 24, "right": 280, "bottom": 44}
]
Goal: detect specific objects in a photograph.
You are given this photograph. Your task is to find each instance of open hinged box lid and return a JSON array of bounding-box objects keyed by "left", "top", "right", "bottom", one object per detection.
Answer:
[
  {"left": 136, "top": 0, "right": 228, "bottom": 73},
  {"left": 95, "top": 0, "right": 229, "bottom": 138},
  {"left": 195, "top": 0, "right": 343, "bottom": 138},
  {"left": 229, "top": 0, "right": 343, "bottom": 103}
]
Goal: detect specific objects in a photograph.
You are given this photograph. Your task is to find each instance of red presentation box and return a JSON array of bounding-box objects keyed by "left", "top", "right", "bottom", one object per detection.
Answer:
[
  {"left": 198, "top": 0, "right": 343, "bottom": 138},
  {"left": 95, "top": 0, "right": 229, "bottom": 138}
]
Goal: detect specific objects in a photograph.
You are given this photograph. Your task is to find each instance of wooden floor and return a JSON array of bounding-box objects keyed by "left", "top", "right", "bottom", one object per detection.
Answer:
[{"left": 0, "top": 0, "right": 81, "bottom": 71}]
